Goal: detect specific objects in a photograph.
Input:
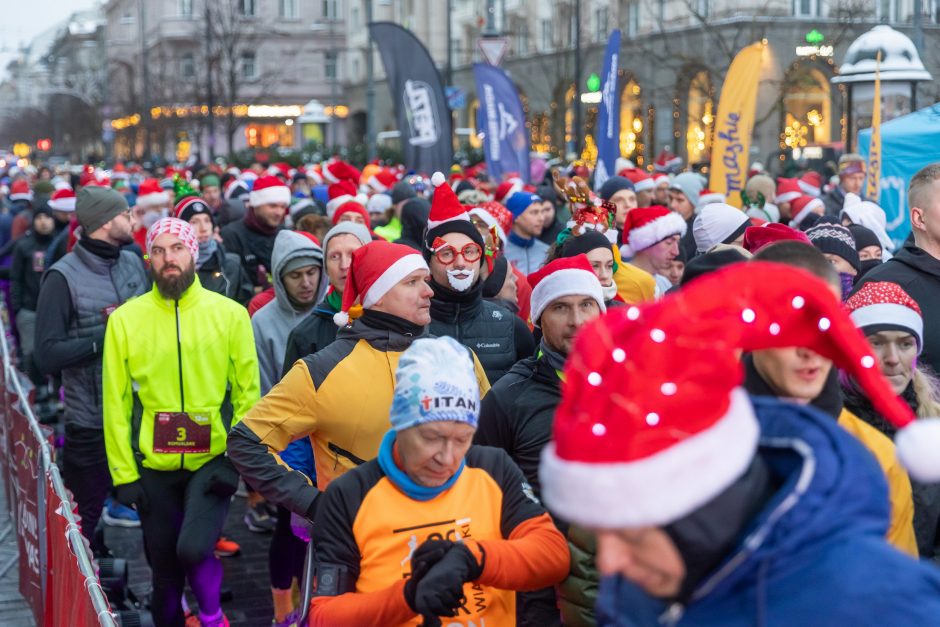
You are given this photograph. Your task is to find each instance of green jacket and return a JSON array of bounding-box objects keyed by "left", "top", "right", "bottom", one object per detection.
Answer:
[
  {"left": 373, "top": 216, "right": 402, "bottom": 242},
  {"left": 103, "top": 276, "right": 260, "bottom": 485},
  {"left": 558, "top": 524, "right": 599, "bottom": 627}
]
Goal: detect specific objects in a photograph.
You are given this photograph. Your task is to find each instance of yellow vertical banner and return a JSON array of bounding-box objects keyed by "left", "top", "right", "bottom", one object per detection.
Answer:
[
  {"left": 709, "top": 42, "right": 765, "bottom": 208},
  {"left": 865, "top": 51, "right": 882, "bottom": 202}
]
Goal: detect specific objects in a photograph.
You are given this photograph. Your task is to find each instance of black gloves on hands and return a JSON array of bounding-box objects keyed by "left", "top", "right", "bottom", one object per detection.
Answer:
[
  {"left": 115, "top": 480, "right": 147, "bottom": 510},
  {"left": 413, "top": 542, "right": 483, "bottom": 619},
  {"left": 404, "top": 540, "right": 454, "bottom": 613},
  {"left": 206, "top": 455, "right": 241, "bottom": 497}
]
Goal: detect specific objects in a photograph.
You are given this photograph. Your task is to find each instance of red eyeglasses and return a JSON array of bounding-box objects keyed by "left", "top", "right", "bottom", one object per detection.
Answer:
[{"left": 430, "top": 238, "right": 483, "bottom": 264}]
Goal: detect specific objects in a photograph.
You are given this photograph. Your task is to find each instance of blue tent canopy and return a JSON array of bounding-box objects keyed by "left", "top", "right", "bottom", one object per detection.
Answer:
[{"left": 859, "top": 103, "right": 940, "bottom": 247}]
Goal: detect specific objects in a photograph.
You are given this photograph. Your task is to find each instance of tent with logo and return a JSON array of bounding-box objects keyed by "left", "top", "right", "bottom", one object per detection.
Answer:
[{"left": 859, "top": 103, "right": 940, "bottom": 247}]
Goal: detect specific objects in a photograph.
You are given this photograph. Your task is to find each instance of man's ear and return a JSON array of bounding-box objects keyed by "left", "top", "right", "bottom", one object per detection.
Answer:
[{"left": 911, "top": 205, "right": 926, "bottom": 232}]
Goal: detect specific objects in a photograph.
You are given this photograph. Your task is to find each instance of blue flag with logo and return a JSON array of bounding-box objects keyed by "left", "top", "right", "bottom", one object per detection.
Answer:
[
  {"left": 473, "top": 64, "right": 530, "bottom": 183},
  {"left": 594, "top": 30, "right": 621, "bottom": 191}
]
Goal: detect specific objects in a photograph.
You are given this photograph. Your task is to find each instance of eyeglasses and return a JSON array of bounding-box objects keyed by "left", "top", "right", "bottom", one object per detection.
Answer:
[{"left": 430, "top": 238, "right": 483, "bottom": 264}]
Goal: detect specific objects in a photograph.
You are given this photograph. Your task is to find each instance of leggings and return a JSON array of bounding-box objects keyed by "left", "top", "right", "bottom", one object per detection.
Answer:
[
  {"left": 138, "top": 455, "right": 231, "bottom": 627},
  {"left": 268, "top": 505, "right": 307, "bottom": 590},
  {"left": 62, "top": 423, "right": 111, "bottom": 554}
]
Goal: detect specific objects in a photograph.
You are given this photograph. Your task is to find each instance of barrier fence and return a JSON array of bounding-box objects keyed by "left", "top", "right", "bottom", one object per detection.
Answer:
[{"left": 0, "top": 316, "right": 117, "bottom": 626}]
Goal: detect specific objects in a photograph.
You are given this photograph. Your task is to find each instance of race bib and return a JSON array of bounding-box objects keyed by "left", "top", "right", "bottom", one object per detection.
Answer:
[
  {"left": 31, "top": 251, "right": 45, "bottom": 273},
  {"left": 153, "top": 412, "right": 211, "bottom": 454}
]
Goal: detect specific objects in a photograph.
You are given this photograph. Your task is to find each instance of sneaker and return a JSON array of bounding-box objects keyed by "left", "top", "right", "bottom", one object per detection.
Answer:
[
  {"left": 214, "top": 536, "right": 241, "bottom": 558},
  {"left": 184, "top": 611, "right": 230, "bottom": 627},
  {"left": 234, "top": 479, "right": 248, "bottom": 498},
  {"left": 272, "top": 608, "right": 303, "bottom": 627},
  {"left": 101, "top": 497, "right": 141, "bottom": 528},
  {"left": 243, "top": 502, "right": 276, "bottom": 533}
]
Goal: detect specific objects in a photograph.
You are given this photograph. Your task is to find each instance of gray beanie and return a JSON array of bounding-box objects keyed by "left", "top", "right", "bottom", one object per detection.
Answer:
[
  {"left": 669, "top": 172, "right": 706, "bottom": 208},
  {"left": 321, "top": 222, "right": 372, "bottom": 255},
  {"left": 76, "top": 186, "right": 129, "bottom": 233}
]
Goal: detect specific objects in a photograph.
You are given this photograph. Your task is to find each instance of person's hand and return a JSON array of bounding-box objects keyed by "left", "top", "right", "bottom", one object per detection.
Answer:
[
  {"left": 413, "top": 543, "right": 483, "bottom": 618},
  {"left": 206, "top": 455, "right": 240, "bottom": 497},
  {"left": 403, "top": 540, "right": 453, "bottom": 613},
  {"left": 115, "top": 481, "right": 147, "bottom": 510}
]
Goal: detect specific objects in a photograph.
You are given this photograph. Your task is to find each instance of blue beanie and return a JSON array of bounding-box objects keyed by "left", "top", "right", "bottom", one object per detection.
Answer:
[
  {"left": 505, "top": 191, "right": 541, "bottom": 218},
  {"left": 389, "top": 337, "right": 480, "bottom": 431}
]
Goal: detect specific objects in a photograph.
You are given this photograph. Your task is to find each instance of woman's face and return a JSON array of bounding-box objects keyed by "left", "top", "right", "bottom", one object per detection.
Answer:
[{"left": 867, "top": 330, "right": 918, "bottom": 395}]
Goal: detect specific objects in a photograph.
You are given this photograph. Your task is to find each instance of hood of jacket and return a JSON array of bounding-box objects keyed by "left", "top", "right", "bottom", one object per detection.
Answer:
[
  {"left": 890, "top": 242, "right": 940, "bottom": 280},
  {"left": 271, "top": 229, "right": 323, "bottom": 314},
  {"left": 398, "top": 198, "right": 430, "bottom": 248}
]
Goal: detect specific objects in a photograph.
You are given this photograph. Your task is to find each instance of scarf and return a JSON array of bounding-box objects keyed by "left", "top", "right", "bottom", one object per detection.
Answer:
[
  {"left": 243, "top": 205, "right": 281, "bottom": 236},
  {"left": 78, "top": 236, "right": 121, "bottom": 260},
  {"left": 508, "top": 231, "right": 535, "bottom": 249},
  {"left": 358, "top": 309, "right": 425, "bottom": 337},
  {"left": 539, "top": 338, "right": 567, "bottom": 375},
  {"left": 325, "top": 287, "right": 342, "bottom": 313},
  {"left": 376, "top": 430, "right": 464, "bottom": 501},
  {"left": 196, "top": 238, "right": 218, "bottom": 270}
]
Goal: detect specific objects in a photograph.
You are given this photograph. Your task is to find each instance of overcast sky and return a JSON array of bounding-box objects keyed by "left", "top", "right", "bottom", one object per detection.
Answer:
[{"left": 0, "top": 0, "right": 100, "bottom": 80}]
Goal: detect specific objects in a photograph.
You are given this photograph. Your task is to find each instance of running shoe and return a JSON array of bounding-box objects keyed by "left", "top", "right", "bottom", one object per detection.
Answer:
[
  {"left": 243, "top": 502, "right": 276, "bottom": 533},
  {"left": 101, "top": 497, "right": 141, "bottom": 528},
  {"left": 214, "top": 536, "right": 241, "bottom": 558}
]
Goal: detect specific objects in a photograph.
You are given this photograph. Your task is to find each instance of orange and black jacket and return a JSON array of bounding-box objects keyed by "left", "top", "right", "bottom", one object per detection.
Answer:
[{"left": 309, "top": 444, "right": 570, "bottom": 627}]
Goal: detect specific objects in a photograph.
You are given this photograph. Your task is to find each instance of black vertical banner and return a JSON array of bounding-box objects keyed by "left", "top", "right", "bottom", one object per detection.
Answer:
[{"left": 369, "top": 22, "right": 453, "bottom": 173}]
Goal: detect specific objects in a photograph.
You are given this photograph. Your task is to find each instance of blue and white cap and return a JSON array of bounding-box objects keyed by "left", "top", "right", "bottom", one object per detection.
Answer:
[{"left": 390, "top": 336, "right": 480, "bottom": 431}]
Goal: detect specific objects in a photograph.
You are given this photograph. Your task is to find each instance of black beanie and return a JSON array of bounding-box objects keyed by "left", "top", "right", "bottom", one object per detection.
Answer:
[
  {"left": 805, "top": 216, "right": 860, "bottom": 273},
  {"left": 848, "top": 224, "right": 881, "bottom": 251},
  {"left": 598, "top": 176, "right": 635, "bottom": 201},
  {"left": 391, "top": 181, "right": 416, "bottom": 205},
  {"left": 33, "top": 202, "right": 53, "bottom": 220},
  {"left": 680, "top": 248, "right": 749, "bottom": 286},
  {"left": 560, "top": 229, "right": 611, "bottom": 258},
  {"left": 176, "top": 197, "right": 215, "bottom": 225},
  {"left": 483, "top": 254, "right": 510, "bottom": 298}
]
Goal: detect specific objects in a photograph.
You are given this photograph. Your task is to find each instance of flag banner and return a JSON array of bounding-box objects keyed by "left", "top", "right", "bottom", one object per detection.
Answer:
[
  {"left": 709, "top": 42, "right": 764, "bottom": 207},
  {"left": 865, "top": 51, "right": 882, "bottom": 202},
  {"left": 369, "top": 22, "right": 453, "bottom": 173},
  {"left": 594, "top": 30, "right": 621, "bottom": 191},
  {"left": 473, "top": 63, "right": 530, "bottom": 183}
]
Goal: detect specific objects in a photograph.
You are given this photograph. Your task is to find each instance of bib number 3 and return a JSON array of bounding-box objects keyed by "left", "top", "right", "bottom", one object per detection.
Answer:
[{"left": 153, "top": 412, "right": 211, "bottom": 454}]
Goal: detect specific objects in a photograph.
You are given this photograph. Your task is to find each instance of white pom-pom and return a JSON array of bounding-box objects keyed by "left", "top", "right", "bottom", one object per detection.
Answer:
[
  {"left": 895, "top": 419, "right": 940, "bottom": 482},
  {"left": 355, "top": 193, "right": 369, "bottom": 206},
  {"left": 333, "top": 311, "right": 350, "bottom": 327},
  {"left": 431, "top": 171, "right": 446, "bottom": 187}
]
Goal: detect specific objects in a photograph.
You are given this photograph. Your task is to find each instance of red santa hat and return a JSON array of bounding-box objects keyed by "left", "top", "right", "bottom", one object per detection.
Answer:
[
  {"left": 333, "top": 240, "right": 429, "bottom": 327},
  {"left": 468, "top": 207, "right": 507, "bottom": 247},
  {"left": 137, "top": 178, "right": 171, "bottom": 210},
  {"left": 620, "top": 205, "right": 688, "bottom": 257},
  {"left": 847, "top": 282, "right": 924, "bottom": 353},
  {"left": 322, "top": 160, "right": 361, "bottom": 185},
  {"left": 698, "top": 189, "right": 726, "bottom": 206},
  {"left": 652, "top": 173, "right": 670, "bottom": 187},
  {"left": 367, "top": 168, "right": 399, "bottom": 193},
  {"left": 9, "top": 179, "right": 32, "bottom": 202},
  {"left": 479, "top": 201, "right": 513, "bottom": 240},
  {"left": 789, "top": 195, "right": 825, "bottom": 229},
  {"left": 799, "top": 171, "right": 824, "bottom": 197},
  {"left": 620, "top": 168, "right": 655, "bottom": 193},
  {"left": 326, "top": 179, "right": 368, "bottom": 219},
  {"left": 249, "top": 175, "right": 291, "bottom": 208},
  {"left": 331, "top": 201, "right": 370, "bottom": 226},
  {"left": 306, "top": 165, "right": 324, "bottom": 185},
  {"left": 494, "top": 179, "right": 523, "bottom": 204},
  {"left": 528, "top": 255, "right": 606, "bottom": 325},
  {"left": 653, "top": 147, "right": 682, "bottom": 172},
  {"left": 774, "top": 177, "right": 802, "bottom": 204},
  {"left": 427, "top": 172, "right": 470, "bottom": 229},
  {"left": 742, "top": 223, "right": 811, "bottom": 253},
  {"left": 48, "top": 188, "right": 76, "bottom": 212},
  {"left": 540, "top": 261, "right": 940, "bottom": 529}
]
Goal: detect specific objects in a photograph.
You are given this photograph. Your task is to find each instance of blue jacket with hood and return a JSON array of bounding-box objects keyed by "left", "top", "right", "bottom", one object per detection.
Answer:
[{"left": 596, "top": 396, "right": 940, "bottom": 627}]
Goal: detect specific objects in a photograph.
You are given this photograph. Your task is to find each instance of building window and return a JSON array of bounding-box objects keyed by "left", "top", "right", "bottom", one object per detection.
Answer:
[
  {"left": 350, "top": 5, "right": 359, "bottom": 28},
  {"left": 594, "top": 6, "right": 609, "bottom": 41},
  {"left": 280, "top": 0, "right": 299, "bottom": 18},
  {"left": 625, "top": 1, "right": 638, "bottom": 38},
  {"left": 325, "top": 51, "right": 337, "bottom": 79},
  {"left": 240, "top": 52, "right": 257, "bottom": 79},
  {"left": 782, "top": 68, "right": 831, "bottom": 150},
  {"left": 180, "top": 53, "right": 195, "bottom": 79},
  {"left": 877, "top": 0, "right": 897, "bottom": 22},
  {"left": 696, "top": 0, "right": 709, "bottom": 18},
  {"left": 516, "top": 20, "right": 529, "bottom": 55},
  {"left": 239, "top": 0, "right": 257, "bottom": 16},
  {"left": 793, "top": 0, "right": 818, "bottom": 16},
  {"left": 620, "top": 79, "right": 644, "bottom": 161},
  {"left": 323, "top": 0, "right": 339, "bottom": 20},
  {"left": 540, "top": 19, "right": 553, "bottom": 51},
  {"left": 178, "top": 0, "right": 193, "bottom": 17},
  {"left": 685, "top": 71, "right": 714, "bottom": 166}
]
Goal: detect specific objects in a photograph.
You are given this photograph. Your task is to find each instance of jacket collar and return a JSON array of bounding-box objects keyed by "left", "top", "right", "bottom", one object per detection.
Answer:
[
  {"left": 148, "top": 274, "right": 205, "bottom": 310},
  {"left": 891, "top": 241, "right": 940, "bottom": 279},
  {"left": 338, "top": 317, "right": 429, "bottom": 351}
]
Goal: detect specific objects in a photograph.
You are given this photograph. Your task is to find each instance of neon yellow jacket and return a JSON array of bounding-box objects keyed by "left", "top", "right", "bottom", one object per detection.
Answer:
[{"left": 103, "top": 276, "right": 260, "bottom": 486}]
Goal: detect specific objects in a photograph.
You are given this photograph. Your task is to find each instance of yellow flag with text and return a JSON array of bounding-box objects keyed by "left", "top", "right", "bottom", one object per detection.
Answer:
[
  {"left": 865, "top": 52, "right": 882, "bottom": 202},
  {"left": 709, "top": 42, "right": 764, "bottom": 208}
]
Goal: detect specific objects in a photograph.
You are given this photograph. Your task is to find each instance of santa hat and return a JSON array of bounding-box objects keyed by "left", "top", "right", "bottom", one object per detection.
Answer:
[
  {"left": 249, "top": 175, "right": 291, "bottom": 207},
  {"left": 847, "top": 282, "right": 924, "bottom": 353},
  {"left": 326, "top": 179, "right": 368, "bottom": 219},
  {"left": 479, "top": 201, "right": 513, "bottom": 241},
  {"left": 136, "top": 178, "right": 170, "bottom": 210},
  {"left": 799, "top": 171, "right": 824, "bottom": 197},
  {"left": 322, "top": 160, "right": 361, "bottom": 185},
  {"left": 693, "top": 203, "right": 749, "bottom": 253},
  {"left": 620, "top": 206, "right": 687, "bottom": 256},
  {"left": 494, "top": 179, "right": 523, "bottom": 204},
  {"left": 146, "top": 217, "right": 199, "bottom": 261},
  {"left": 9, "top": 179, "right": 32, "bottom": 202},
  {"left": 620, "top": 168, "right": 655, "bottom": 193},
  {"left": 789, "top": 195, "right": 825, "bottom": 230},
  {"left": 528, "top": 255, "right": 606, "bottom": 325},
  {"left": 306, "top": 165, "right": 324, "bottom": 186},
  {"left": 652, "top": 173, "right": 670, "bottom": 187},
  {"left": 774, "top": 178, "right": 802, "bottom": 205},
  {"left": 48, "top": 188, "right": 76, "bottom": 212},
  {"left": 333, "top": 240, "right": 429, "bottom": 327},
  {"left": 540, "top": 261, "right": 940, "bottom": 529},
  {"left": 742, "top": 223, "right": 811, "bottom": 253},
  {"left": 653, "top": 147, "right": 682, "bottom": 172},
  {"left": 425, "top": 172, "right": 485, "bottom": 254},
  {"left": 331, "top": 201, "right": 370, "bottom": 226},
  {"left": 224, "top": 179, "right": 250, "bottom": 201},
  {"left": 469, "top": 207, "right": 507, "bottom": 247},
  {"left": 698, "top": 189, "right": 725, "bottom": 206},
  {"left": 614, "top": 157, "right": 635, "bottom": 175},
  {"left": 367, "top": 168, "right": 399, "bottom": 193}
]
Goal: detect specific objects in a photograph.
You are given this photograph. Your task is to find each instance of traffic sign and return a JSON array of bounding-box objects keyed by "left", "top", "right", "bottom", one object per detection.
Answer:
[
  {"left": 445, "top": 86, "right": 467, "bottom": 110},
  {"left": 478, "top": 37, "right": 509, "bottom": 66}
]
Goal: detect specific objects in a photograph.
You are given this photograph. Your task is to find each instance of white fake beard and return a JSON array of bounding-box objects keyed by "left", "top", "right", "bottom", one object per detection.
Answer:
[
  {"left": 446, "top": 268, "right": 476, "bottom": 292},
  {"left": 602, "top": 282, "right": 617, "bottom": 302}
]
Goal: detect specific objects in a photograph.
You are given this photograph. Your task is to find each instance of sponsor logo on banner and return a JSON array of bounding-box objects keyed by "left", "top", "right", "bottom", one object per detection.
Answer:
[
  {"left": 404, "top": 80, "right": 440, "bottom": 147},
  {"left": 482, "top": 84, "right": 521, "bottom": 161}
]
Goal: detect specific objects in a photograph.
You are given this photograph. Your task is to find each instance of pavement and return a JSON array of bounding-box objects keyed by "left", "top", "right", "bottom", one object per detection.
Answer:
[{"left": 0, "top": 482, "right": 35, "bottom": 627}]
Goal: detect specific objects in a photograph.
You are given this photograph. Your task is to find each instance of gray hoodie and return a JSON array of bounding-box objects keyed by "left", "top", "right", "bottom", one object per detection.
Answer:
[{"left": 252, "top": 230, "right": 323, "bottom": 393}]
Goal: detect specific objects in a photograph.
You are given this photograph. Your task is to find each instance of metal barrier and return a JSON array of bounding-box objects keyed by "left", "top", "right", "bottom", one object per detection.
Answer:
[{"left": 0, "top": 317, "right": 118, "bottom": 626}]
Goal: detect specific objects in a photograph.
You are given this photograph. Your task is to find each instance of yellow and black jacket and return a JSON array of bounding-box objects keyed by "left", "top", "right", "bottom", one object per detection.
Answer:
[
  {"left": 310, "top": 444, "right": 570, "bottom": 627},
  {"left": 227, "top": 317, "right": 491, "bottom": 517}
]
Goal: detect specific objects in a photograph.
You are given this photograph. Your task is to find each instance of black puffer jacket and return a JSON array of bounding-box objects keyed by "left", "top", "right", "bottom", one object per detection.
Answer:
[
  {"left": 220, "top": 218, "right": 280, "bottom": 288},
  {"left": 10, "top": 230, "right": 54, "bottom": 312},
  {"left": 197, "top": 245, "right": 253, "bottom": 305},
  {"left": 281, "top": 298, "right": 341, "bottom": 376}
]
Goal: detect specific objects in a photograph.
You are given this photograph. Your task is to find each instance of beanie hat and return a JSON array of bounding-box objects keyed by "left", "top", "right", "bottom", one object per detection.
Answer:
[
  {"left": 505, "top": 191, "right": 541, "bottom": 219},
  {"left": 539, "top": 261, "right": 940, "bottom": 530},
  {"left": 277, "top": 230, "right": 324, "bottom": 276},
  {"left": 48, "top": 188, "right": 76, "bottom": 212},
  {"left": 693, "top": 203, "right": 750, "bottom": 253},
  {"left": 33, "top": 202, "right": 53, "bottom": 220},
  {"left": 799, "top": 171, "right": 823, "bottom": 197},
  {"left": 366, "top": 193, "right": 393, "bottom": 215},
  {"left": 680, "top": 247, "right": 751, "bottom": 286},
  {"left": 743, "top": 223, "right": 811, "bottom": 253},
  {"left": 806, "top": 218, "right": 860, "bottom": 273},
  {"left": 847, "top": 282, "right": 923, "bottom": 352},
  {"left": 620, "top": 206, "right": 687, "bottom": 256},
  {"left": 424, "top": 172, "right": 486, "bottom": 254},
  {"left": 839, "top": 153, "right": 866, "bottom": 176},
  {"left": 598, "top": 176, "right": 635, "bottom": 201},
  {"left": 482, "top": 254, "right": 510, "bottom": 298},
  {"left": 136, "top": 178, "right": 170, "bottom": 209},
  {"left": 744, "top": 174, "right": 775, "bottom": 207},
  {"left": 322, "top": 221, "right": 372, "bottom": 256},
  {"left": 620, "top": 168, "right": 654, "bottom": 193},
  {"left": 76, "top": 186, "right": 130, "bottom": 234},
  {"left": 146, "top": 217, "right": 199, "bottom": 261},
  {"left": 774, "top": 178, "right": 802, "bottom": 204},
  {"left": 668, "top": 172, "right": 705, "bottom": 206},
  {"left": 175, "top": 196, "right": 214, "bottom": 225},
  {"left": 390, "top": 181, "right": 417, "bottom": 205},
  {"left": 250, "top": 175, "right": 291, "bottom": 208},
  {"left": 331, "top": 201, "right": 370, "bottom": 226},
  {"left": 560, "top": 228, "right": 613, "bottom": 259},
  {"left": 367, "top": 168, "right": 399, "bottom": 193},
  {"left": 333, "top": 240, "right": 429, "bottom": 326},
  {"left": 9, "top": 179, "right": 32, "bottom": 202},
  {"left": 200, "top": 173, "right": 221, "bottom": 189},
  {"left": 788, "top": 195, "right": 825, "bottom": 229},
  {"left": 389, "top": 336, "right": 480, "bottom": 431},
  {"left": 848, "top": 224, "right": 881, "bottom": 252},
  {"left": 528, "top": 255, "right": 606, "bottom": 325}
]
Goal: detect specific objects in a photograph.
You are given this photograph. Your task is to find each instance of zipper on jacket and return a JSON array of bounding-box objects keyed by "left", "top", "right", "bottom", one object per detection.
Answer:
[
  {"left": 328, "top": 441, "right": 366, "bottom": 468},
  {"left": 658, "top": 602, "right": 684, "bottom": 626},
  {"left": 176, "top": 299, "right": 185, "bottom": 469}
]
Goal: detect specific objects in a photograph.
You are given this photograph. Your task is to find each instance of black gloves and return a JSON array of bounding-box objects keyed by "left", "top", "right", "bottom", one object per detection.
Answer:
[
  {"left": 206, "top": 455, "right": 241, "bottom": 497},
  {"left": 412, "top": 542, "right": 483, "bottom": 619},
  {"left": 115, "top": 481, "right": 147, "bottom": 510},
  {"left": 403, "top": 540, "right": 453, "bottom": 612}
]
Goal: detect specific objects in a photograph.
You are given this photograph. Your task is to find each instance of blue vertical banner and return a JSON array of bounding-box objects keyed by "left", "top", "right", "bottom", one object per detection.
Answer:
[
  {"left": 593, "top": 30, "right": 621, "bottom": 191},
  {"left": 473, "top": 64, "right": 530, "bottom": 183}
]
